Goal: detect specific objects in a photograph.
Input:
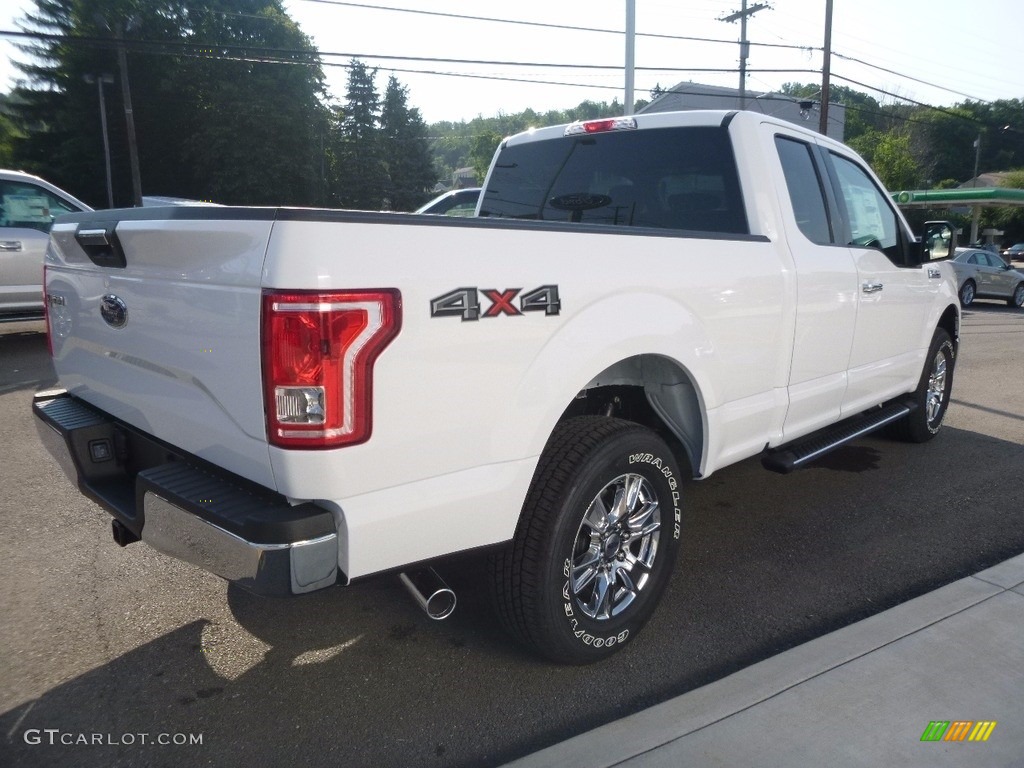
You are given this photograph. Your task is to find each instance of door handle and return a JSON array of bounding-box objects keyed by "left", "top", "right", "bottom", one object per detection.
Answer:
[
  {"left": 0, "top": 240, "right": 23, "bottom": 252},
  {"left": 862, "top": 282, "right": 883, "bottom": 294}
]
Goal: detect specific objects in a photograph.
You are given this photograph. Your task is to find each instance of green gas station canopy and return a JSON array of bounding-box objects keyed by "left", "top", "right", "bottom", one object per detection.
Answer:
[{"left": 892, "top": 187, "right": 1024, "bottom": 208}]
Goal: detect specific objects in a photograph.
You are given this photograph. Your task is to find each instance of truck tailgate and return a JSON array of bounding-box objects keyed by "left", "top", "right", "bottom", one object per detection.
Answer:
[{"left": 46, "top": 210, "right": 278, "bottom": 488}]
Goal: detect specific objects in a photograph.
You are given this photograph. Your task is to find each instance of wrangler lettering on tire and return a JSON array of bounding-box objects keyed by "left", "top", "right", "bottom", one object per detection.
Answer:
[{"left": 489, "top": 417, "right": 682, "bottom": 664}]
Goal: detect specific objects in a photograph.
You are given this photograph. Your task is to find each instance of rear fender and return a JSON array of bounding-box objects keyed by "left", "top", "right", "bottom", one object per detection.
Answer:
[{"left": 504, "top": 292, "right": 714, "bottom": 474}]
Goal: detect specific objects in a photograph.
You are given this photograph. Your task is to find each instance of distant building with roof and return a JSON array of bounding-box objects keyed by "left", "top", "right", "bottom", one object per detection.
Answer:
[{"left": 639, "top": 82, "right": 846, "bottom": 142}]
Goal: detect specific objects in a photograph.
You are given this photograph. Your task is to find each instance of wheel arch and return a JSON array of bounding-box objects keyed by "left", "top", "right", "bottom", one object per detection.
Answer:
[
  {"left": 551, "top": 354, "right": 708, "bottom": 478},
  {"left": 936, "top": 303, "right": 960, "bottom": 351}
]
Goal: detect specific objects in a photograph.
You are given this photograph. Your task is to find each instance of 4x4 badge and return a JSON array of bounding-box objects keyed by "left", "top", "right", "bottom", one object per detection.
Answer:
[{"left": 430, "top": 285, "right": 560, "bottom": 321}]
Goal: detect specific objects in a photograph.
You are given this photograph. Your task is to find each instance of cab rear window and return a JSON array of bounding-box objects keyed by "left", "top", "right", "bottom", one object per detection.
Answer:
[{"left": 478, "top": 126, "right": 748, "bottom": 235}]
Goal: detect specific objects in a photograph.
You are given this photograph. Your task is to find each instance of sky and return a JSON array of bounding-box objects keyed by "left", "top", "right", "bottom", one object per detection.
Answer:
[{"left": 1, "top": 0, "right": 1023, "bottom": 125}]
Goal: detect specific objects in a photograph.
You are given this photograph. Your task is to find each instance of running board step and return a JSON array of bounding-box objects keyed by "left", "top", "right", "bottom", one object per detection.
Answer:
[{"left": 761, "top": 401, "right": 916, "bottom": 474}]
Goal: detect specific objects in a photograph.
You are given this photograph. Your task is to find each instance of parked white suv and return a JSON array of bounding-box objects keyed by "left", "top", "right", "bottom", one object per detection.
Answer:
[{"left": 1, "top": 169, "right": 91, "bottom": 321}]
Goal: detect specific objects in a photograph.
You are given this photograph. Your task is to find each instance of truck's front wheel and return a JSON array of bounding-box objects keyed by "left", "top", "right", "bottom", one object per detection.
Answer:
[
  {"left": 890, "top": 328, "right": 955, "bottom": 443},
  {"left": 490, "top": 417, "right": 682, "bottom": 664}
]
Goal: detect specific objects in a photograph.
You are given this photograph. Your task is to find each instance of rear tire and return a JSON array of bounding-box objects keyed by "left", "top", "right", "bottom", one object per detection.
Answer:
[
  {"left": 1008, "top": 282, "right": 1024, "bottom": 308},
  {"left": 890, "top": 328, "right": 955, "bottom": 443},
  {"left": 489, "top": 417, "right": 682, "bottom": 664}
]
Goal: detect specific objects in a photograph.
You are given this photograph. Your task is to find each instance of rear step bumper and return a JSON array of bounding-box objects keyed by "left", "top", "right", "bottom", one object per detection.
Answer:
[
  {"left": 33, "top": 391, "right": 339, "bottom": 596},
  {"left": 761, "top": 400, "right": 916, "bottom": 474}
]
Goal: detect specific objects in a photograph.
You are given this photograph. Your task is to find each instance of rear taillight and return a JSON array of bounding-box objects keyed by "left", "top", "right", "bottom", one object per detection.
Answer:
[{"left": 262, "top": 289, "right": 402, "bottom": 449}]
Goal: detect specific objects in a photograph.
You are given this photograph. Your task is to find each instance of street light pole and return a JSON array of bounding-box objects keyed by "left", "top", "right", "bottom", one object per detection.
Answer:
[
  {"left": 972, "top": 133, "right": 981, "bottom": 187},
  {"left": 85, "top": 73, "right": 114, "bottom": 208}
]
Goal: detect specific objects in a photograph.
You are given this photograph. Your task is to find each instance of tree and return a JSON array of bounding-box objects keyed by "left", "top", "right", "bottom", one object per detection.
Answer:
[
  {"left": 908, "top": 107, "right": 980, "bottom": 185},
  {"left": 330, "top": 59, "right": 389, "bottom": 210},
  {"left": 848, "top": 130, "right": 920, "bottom": 190},
  {"left": 469, "top": 131, "right": 502, "bottom": 183},
  {"left": 167, "top": 0, "right": 328, "bottom": 205},
  {"left": 379, "top": 75, "right": 436, "bottom": 210},
  {"left": 10, "top": 0, "right": 327, "bottom": 207},
  {"left": 0, "top": 94, "right": 21, "bottom": 166}
]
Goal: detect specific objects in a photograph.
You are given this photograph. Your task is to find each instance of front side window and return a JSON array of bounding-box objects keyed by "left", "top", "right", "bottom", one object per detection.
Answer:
[
  {"left": 0, "top": 181, "right": 77, "bottom": 233},
  {"left": 479, "top": 126, "right": 749, "bottom": 235},
  {"left": 830, "top": 154, "right": 903, "bottom": 263}
]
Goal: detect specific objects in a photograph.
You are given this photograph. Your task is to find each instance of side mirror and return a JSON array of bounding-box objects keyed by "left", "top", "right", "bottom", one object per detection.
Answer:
[{"left": 921, "top": 221, "right": 957, "bottom": 261}]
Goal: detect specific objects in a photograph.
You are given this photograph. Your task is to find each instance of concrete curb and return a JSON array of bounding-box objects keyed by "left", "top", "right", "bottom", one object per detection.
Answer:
[{"left": 504, "top": 553, "right": 1024, "bottom": 768}]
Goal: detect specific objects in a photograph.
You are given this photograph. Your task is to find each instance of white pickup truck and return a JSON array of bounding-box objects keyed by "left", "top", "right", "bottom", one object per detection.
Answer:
[{"left": 34, "top": 110, "right": 960, "bottom": 663}]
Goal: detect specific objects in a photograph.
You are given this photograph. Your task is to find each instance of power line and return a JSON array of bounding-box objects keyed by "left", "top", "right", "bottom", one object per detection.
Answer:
[
  {"left": 832, "top": 52, "right": 988, "bottom": 104},
  {"left": 830, "top": 73, "right": 986, "bottom": 127},
  {"left": 1, "top": 27, "right": 1006, "bottom": 131},
  {"left": 0, "top": 29, "right": 811, "bottom": 75},
  {"left": 297, "top": 0, "right": 817, "bottom": 52}
]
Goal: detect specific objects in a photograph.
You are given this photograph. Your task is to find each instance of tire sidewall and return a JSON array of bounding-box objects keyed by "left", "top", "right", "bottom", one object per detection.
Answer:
[
  {"left": 538, "top": 428, "right": 682, "bottom": 662},
  {"left": 921, "top": 333, "right": 955, "bottom": 436},
  {"left": 960, "top": 281, "right": 975, "bottom": 306}
]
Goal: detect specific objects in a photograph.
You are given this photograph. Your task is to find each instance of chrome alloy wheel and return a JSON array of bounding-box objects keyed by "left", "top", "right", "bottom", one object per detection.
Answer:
[
  {"left": 925, "top": 349, "right": 948, "bottom": 426},
  {"left": 570, "top": 473, "right": 661, "bottom": 621}
]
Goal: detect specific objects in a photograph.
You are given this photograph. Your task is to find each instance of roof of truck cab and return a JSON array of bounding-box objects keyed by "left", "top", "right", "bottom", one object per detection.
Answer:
[{"left": 502, "top": 109, "right": 741, "bottom": 147}]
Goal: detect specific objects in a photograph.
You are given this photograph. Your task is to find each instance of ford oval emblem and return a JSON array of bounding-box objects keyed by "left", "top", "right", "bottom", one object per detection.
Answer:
[{"left": 100, "top": 294, "right": 128, "bottom": 329}]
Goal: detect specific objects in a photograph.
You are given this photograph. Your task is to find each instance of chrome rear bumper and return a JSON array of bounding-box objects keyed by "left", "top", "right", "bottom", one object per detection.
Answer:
[{"left": 33, "top": 391, "right": 339, "bottom": 595}]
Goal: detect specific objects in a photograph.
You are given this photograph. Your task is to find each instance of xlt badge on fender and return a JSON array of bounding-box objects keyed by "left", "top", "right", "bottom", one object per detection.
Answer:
[
  {"left": 430, "top": 285, "right": 560, "bottom": 321},
  {"left": 100, "top": 294, "right": 128, "bottom": 329}
]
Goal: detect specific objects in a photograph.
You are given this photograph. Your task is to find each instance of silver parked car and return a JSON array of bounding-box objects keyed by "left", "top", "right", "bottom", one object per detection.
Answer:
[
  {"left": 949, "top": 248, "right": 1024, "bottom": 308},
  {"left": 1, "top": 170, "right": 91, "bottom": 321}
]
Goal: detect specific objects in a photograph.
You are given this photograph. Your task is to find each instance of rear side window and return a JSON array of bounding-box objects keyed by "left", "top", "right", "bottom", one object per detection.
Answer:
[
  {"left": 775, "top": 136, "right": 832, "bottom": 245},
  {"left": 479, "top": 126, "right": 749, "bottom": 235}
]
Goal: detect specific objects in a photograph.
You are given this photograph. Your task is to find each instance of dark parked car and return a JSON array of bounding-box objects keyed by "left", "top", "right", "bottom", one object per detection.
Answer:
[
  {"left": 949, "top": 248, "right": 1024, "bottom": 307},
  {"left": 1002, "top": 242, "right": 1024, "bottom": 262}
]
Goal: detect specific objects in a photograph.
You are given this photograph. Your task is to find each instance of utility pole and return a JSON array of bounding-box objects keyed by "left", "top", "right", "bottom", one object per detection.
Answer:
[
  {"left": 96, "top": 13, "right": 143, "bottom": 207},
  {"left": 625, "top": 0, "right": 636, "bottom": 115},
  {"left": 719, "top": 1, "right": 770, "bottom": 109},
  {"left": 114, "top": 22, "right": 143, "bottom": 207},
  {"left": 819, "top": 0, "right": 833, "bottom": 136},
  {"left": 85, "top": 73, "right": 115, "bottom": 208}
]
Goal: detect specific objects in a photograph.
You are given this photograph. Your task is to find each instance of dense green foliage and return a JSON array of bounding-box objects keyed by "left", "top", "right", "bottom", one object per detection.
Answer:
[
  {"left": 11, "top": 0, "right": 329, "bottom": 206},
  {"left": 7, "top": 0, "right": 436, "bottom": 209}
]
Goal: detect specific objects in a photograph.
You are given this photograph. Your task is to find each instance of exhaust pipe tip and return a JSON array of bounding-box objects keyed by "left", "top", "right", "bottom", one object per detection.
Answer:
[{"left": 399, "top": 568, "right": 456, "bottom": 620}]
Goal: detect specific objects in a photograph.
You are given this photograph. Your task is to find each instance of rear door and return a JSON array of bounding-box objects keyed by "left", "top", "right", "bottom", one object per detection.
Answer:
[{"left": 770, "top": 128, "right": 858, "bottom": 440}]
